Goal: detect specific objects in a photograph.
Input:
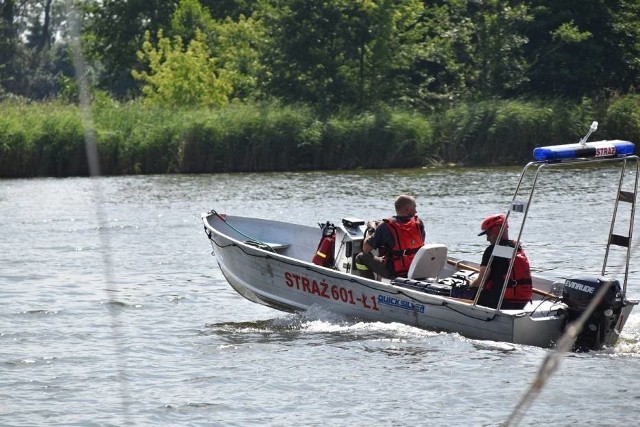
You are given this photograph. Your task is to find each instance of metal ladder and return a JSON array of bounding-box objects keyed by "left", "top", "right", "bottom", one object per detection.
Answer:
[{"left": 602, "top": 156, "right": 640, "bottom": 295}]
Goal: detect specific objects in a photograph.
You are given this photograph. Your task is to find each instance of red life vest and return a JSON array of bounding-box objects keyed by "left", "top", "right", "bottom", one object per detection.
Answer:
[
  {"left": 504, "top": 248, "right": 533, "bottom": 303},
  {"left": 383, "top": 216, "right": 425, "bottom": 277},
  {"left": 486, "top": 245, "right": 532, "bottom": 304}
]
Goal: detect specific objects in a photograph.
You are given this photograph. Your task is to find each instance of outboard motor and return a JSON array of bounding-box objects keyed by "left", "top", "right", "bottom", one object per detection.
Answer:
[{"left": 562, "top": 275, "right": 624, "bottom": 351}]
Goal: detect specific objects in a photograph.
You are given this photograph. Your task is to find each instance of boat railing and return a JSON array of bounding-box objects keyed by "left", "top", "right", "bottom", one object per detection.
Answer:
[{"left": 474, "top": 136, "right": 638, "bottom": 310}]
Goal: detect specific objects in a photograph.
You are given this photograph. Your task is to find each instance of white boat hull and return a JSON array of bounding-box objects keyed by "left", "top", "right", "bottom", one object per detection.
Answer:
[{"left": 204, "top": 214, "right": 580, "bottom": 348}]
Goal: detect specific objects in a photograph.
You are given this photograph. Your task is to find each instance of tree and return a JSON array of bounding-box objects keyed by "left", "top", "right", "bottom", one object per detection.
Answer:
[
  {"left": 83, "top": 0, "right": 177, "bottom": 99},
  {"left": 258, "top": 0, "right": 429, "bottom": 111},
  {"left": 200, "top": 0, "right": 258, "bottom": 20},
  {"left": 409, "top": 1, "right": 473, "bottom": 103},
  {"left": 360, "top": 0, "right": 431, "bottom": 107},
  {"left": 0, "top": 0, "right": 20, "bottom": 95},
  {"left": 523, "top": 0, "right": 640, "bottom": 98},
  {"left": 0, "top": 0, "right": 76, "bottom": 100},
  {"left": 169, "top": 0, "right": 215, "bottom": 43},
  {"left": 133, "top": 29, "right": 233, "bottom": 107},
  {"left": 466, "top": 0, "right": 531, "bottom": 97},
  {"left": 168, "top": 0, "right": 265, "bottom": 101},
  {"left": 209, "top": 14, "right": 267, "bottom": 101},
  {"left": 25, "top": 0, "right": 53, "bottom": 52}
]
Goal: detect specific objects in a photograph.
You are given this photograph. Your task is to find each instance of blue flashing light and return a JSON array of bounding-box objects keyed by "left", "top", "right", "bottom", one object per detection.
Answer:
[{"left": 533, "top": 140, "right": 635, "bottom": 162}]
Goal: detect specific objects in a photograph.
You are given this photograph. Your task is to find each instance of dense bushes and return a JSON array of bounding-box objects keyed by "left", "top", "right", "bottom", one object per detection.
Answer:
[
  {"left": 434, "top": 98, "right": 605, "bottom": 165},
  {"left": 1, "top": 96, "right": 639, "bottom": 178},
  {"left": 0, "top": 102, "right": 88, "bottom": 177},
  {"left": 605, "top": 95, "right": 640, "bottom": 145}
]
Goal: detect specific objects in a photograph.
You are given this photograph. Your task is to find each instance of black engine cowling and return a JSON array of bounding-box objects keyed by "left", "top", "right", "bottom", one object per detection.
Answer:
[{"left": 562, "top": 275, "right": 624, "bottom": 351}]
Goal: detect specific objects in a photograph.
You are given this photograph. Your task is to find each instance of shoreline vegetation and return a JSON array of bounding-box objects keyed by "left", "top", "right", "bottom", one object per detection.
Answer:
[{"left": 1, "top": 95, "right": 639, "bottom": 178}]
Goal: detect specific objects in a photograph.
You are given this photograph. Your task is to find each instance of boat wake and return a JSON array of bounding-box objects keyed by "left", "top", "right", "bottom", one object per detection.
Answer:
[
  {"left": 202, "top": 309, "right": 640, "bottom": 357},
  {"left": 203, "top": 303, "right": 517, "bottom": 353},
  {"left": 613, "top": 313, "right": 640, "bottom": 355},
  {"left": 204, "top": 303, "right": 446, "bottom": 337}
]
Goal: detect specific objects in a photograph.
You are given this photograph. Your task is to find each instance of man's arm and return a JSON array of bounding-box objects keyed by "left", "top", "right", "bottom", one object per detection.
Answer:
[
  {"left": 469, "top": 246, "right": 492, "bottom": 288},
  {"left": 363, "top": 237, "right": 373, "bottom": 253},
  {"left": 363, "top": 220, "right": 380, "bottom": 253},
  {"left": 469, "top": 265, "right": 488, "bottom": 288}
]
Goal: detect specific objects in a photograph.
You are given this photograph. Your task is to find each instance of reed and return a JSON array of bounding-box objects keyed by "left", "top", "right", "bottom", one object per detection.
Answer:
[
  {"left": 0, "top": 100, "right": 86, "bottom": 177},
  {"left": 604, "top": 94, "right": 640, "bottom": 144},
  {"left": 178, "top": 102, "right": 321, "bottom": 172},
  {"left": 1, "top": 96, "right": 639, "bottom": 177},
  {"left": 321, "top": 108, "right": 433, "bottom": 169},
  {"left": 431, "top": 98, "right": 615, "bottom": 165}
]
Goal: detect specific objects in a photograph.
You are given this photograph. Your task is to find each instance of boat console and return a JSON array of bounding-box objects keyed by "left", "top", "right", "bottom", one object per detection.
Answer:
[{"left": 333, "top": 218, "right": 367, "bottom": 274}]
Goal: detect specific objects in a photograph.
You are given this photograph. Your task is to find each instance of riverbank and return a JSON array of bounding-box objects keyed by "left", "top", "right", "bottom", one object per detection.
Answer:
[{"left": 1, "top": 95, "right": 638, "bottom": 178}]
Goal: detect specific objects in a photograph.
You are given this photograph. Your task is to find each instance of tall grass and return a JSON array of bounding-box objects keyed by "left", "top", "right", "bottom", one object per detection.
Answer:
[
  {"left": 604, "top": 94, "right": 640, "bottom": 144},
  {"left": 432, "top": 98, "right": 608, "bottom": 165},
  {"left": 0, "top": 101, "right": 87, "bottom": 177},
  {"left": 1, "top": 95, "right": 638, "bottom": 177}
]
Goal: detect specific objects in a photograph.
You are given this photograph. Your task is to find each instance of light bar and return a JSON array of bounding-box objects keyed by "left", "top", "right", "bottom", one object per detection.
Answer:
[{"left": 533, "top": 140, "right": 635, "bottom": 161}]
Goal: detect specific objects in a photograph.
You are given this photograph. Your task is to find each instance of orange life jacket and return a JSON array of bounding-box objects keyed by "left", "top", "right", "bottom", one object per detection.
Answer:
[
  {"left": 383, "top": 216, "right": 425, "bottom": 277},
  {"left": 504, "top": 247, "right": 533, "bottom": 303},
  {"left": 486, "top": 245, "right": 532, "bottom": 304}
]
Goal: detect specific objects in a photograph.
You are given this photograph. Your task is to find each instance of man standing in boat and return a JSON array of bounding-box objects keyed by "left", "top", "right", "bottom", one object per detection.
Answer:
[
  {"left": 354, "top": 195, "right": 425, "bottom": 279},
  {"left": 468, "top": 213, "right": 533, "bottom": 309}
]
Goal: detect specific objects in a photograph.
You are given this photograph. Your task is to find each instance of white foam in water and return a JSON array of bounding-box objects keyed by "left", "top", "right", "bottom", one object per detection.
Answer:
[
  {"left": 615, "top": 312, "right": 640, "bottom": 354},
  {"left": 271, "top": 304, "right": 442, "bottom": 339}
]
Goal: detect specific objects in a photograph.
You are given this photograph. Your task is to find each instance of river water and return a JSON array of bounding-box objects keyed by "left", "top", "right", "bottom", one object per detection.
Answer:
[{"left": 2, "top": 166, "right": 640, "bottom": 426}]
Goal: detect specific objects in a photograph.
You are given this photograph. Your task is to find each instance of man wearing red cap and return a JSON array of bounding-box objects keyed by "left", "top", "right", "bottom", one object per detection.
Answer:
[{"left": 468, "top": 213, "right": 533, "bottom": 309}]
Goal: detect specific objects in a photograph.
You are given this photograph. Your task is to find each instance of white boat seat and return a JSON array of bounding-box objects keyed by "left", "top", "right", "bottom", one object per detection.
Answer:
[{"left": 407, "top": 244, "right": 448, "bottom": 280}]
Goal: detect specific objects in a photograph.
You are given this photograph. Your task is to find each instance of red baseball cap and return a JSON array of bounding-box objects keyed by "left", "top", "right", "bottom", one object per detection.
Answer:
[{"left": 478, "top": 213, "right": 507, "bottom": 236}]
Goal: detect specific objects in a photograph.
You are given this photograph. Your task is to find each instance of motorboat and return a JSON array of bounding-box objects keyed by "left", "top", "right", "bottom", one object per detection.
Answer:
[{"left": 202, "top": 123, "right": 638, "bottom": 351}]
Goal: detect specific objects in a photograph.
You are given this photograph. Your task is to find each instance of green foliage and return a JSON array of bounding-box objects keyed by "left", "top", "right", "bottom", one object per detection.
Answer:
[
  {"left": 258, "top": 0, "right": 430, "bottom": 110},
  {"left": 3, "top": 1, "right": 640, "bottom": 178},
  {"left": 2, "top": 96, "right": 640, "bottom": 178},
  {"left": 209, "top": 14, "right": 267, "bottom": 101},
  {"left": 604, "top": 95, "right": 640, "bottom": 143},
  {"left": 551, "top": 20, "right": 592, "bottom": 43},
  {"left": 431, "top": 98, "right": 604, "bottom": 165},
  {"left": 132, "top": 30, "right": 233, "bottom": 107},
  {"left": 0, "top": 100, "right": 86, "bottom": 177},
  {"left": 524, "top": 0, "right": 640, "bottom": 97},
  {"left": 320, "top": 108, "right": 433, "bottom": 168},
  {"left": 4, "top": 0, "right": 640, "bottom": 106},
  {"left": 179, "top": 102, "right": 320, "bottom": 172},
  {"left": 83, "top": 0, "right": 177, "bottom": 98},
  {"left": 170, "top": 0, "right": 216, "bottom": 43},
  {"left": 4, "top": 0, "right": 640, "bottom": 109},
  {"left": 201, "top": 0, "right": 259, "bottom": 20},
  {"left": 365, "top": 0, "right": 432, "bottom": 107},
  {"left": 434, "top": 101, "right": 498, "bottom": 164},
  {"left": 468, "top": 0, "right": 531, "bottom": 97},
  {"left": 90, "top": 100, "right": 186, "bottom": 174},
  {"left": 415, "top": 2, "right": 472, "bottom": 103},
  {"left": 135, "top": 0, "right": 265, "bottom": 104},
  {"left": 0, "top": 99, "right": 435, "bottom": 176},
  {"left": 485, "top": 101, "right": 555, "bottom": 162}
]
